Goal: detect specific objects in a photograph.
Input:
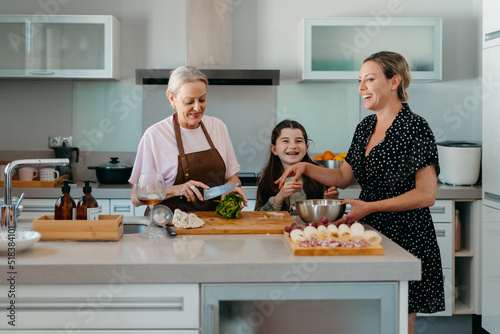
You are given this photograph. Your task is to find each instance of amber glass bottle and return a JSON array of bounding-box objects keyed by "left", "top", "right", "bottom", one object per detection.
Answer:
[
  {"left": 54, "top": 180, "right": 76, "bottom": 220},
  {"left": 76, "top": 181, "right": 99, "bottom": 220}
]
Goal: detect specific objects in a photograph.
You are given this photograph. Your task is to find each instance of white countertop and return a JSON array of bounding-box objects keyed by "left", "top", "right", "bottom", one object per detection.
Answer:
[{"left": 0, "top": 217, "right": 421, "bottom": 285}]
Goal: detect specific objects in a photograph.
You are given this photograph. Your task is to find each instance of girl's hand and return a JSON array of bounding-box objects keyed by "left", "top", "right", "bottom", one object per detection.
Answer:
[
  {"left": 324, "top": 186, "right": 339, "bottom": 199},
  {"left": 275, "top": 162, "right": 308, "bottom": 189},
  {"left": 341, "top": 198, "right": 373, "bottom": 222},
  {"left": 273, "top": 179, "right": 303, "bottom": 206}
]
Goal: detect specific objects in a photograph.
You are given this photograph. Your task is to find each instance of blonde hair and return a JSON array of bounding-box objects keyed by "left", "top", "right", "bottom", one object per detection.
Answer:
[
  {"left": 363, "top": 51, "right": 411, "bottom": 102},
  {"left": 167, "top": 66, "right": 208, "bottom": 97}
]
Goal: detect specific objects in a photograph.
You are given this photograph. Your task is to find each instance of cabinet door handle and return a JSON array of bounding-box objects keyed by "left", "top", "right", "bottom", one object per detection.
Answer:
[
  {"left": 207, "top": 303, "right": 216, "bottom": 334},
  {"left": 112, "top": 205, "right": 132, "bottom": 213},
  {"left": 435, "top": 230, "right": 446, "bottom": 238},
  {"left": 29, "top": 70, "right": 55, "bottom": 75},
  {"left": 430, "top": 206, "right": 446, "bottom": 214},
  {"left": 485, "top": 30, "right": 500, "bottom": 42},
  {"left": 485, "top": 192, "right": 500, "bottom": 204},
  {"left": 0, "top": 297, "right": 184, "bottom": 310},
  {"left": 22, "top": 206, "right": 54, "bottom": 212}
]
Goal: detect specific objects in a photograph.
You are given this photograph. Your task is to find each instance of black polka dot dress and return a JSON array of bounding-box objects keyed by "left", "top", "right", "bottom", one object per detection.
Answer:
[{"left": 345, "top": 103, "right": 445, "bottom": 314}]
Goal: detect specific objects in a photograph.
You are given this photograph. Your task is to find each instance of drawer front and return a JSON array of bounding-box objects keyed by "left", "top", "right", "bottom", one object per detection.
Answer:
[
  {"left": 18, "top": 198, "right": 55, "bottom": 220},
  {"left": 0, "top": 284, "right": 199, "bottom": 330},
  {"left": 95, "top": 199, "right": 110, "bottom": 215},
  {"left": 434, "top": 222, "right": 453, "bottom": 269},
  {"left": 430, "top": 200, "right": 453, "bottom": 222}
]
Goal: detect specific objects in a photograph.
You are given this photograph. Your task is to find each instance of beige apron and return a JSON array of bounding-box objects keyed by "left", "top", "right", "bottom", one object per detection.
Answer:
[{"left": 159, "top": 113, "right": 226, "bottom": 212}]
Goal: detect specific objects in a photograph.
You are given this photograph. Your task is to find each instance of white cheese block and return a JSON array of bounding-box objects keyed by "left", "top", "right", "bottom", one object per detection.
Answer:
[
  {"left": 350, "top": 222, "right": 365, "bottom": 241},
  {"left": 172, "top": 209, "right": 205, "bottom": 228}
]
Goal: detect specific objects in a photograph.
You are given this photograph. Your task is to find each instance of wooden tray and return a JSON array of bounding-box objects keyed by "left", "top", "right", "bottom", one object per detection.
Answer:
[
  {"left": 284, "top": 232, "right": 384, "bottom": 256},
  {"left": 33, "top": 215, "right": 123, "bottom": 241},
  {"left": 175, "top": 211, "right": 295, "bottom": 235},
  {"left": 0, "top": 174, "right": 69, "bottom": 188}
]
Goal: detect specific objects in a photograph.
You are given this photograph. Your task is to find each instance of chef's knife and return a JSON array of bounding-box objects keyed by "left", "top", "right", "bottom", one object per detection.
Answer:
[
  {"left": 165, "top": 224, "right": 177, "bottom": 237},
  {"left": 203, "top": 183, "right": 239, "bottom": 200}
]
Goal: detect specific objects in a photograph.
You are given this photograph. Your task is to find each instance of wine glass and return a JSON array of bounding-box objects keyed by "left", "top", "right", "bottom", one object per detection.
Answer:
[{"left": 135, "top": 172, "right": 167, "bottom": 238}]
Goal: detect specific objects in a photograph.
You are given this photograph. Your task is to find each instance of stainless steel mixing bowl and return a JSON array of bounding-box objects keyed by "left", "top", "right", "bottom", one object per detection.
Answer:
[{"left": 295, "top": 199, "right": 345, "bottom": 223}]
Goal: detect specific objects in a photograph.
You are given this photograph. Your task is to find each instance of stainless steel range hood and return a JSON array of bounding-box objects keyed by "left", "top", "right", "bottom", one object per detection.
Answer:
[
  {"left": 135, "top": 0, "right": 280, "bottom": 86},
  {"left": 135, "top": 69, "right": 280, "bottom": 86}
]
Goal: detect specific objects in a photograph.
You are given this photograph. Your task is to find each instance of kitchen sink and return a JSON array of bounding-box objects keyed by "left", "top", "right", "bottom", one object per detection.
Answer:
[{"left": 123, "top": 223, "right": 148, "bottom": 234}]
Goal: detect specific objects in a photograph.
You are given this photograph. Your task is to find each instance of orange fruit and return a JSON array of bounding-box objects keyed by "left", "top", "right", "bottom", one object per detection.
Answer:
[
  {"left": 314, "top": 155, "right": 323, "bottom": 160},
  {"left": 322, "top": 151, "right": 335, "bottom": 160}
]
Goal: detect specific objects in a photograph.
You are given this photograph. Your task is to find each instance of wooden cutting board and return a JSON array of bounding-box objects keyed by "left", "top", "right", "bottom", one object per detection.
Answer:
[
  {"left": 174, "top": 211, "right": 295, "bottom": 235},
  {"left": 284, "top": 232, "right": 384, "bottom": 256}
]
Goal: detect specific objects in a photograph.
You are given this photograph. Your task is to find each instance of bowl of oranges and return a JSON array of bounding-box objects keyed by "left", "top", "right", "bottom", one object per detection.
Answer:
[{"left": 314, "top": 151, "right": 347, "bottom": 169}]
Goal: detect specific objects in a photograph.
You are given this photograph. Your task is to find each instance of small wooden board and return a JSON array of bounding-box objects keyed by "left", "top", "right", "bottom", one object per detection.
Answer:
[
  {"left": 175, "top": 211, "right": 295, "bottom": 235},
  {"left": 284, "top": 232, "right": 384, "bottom": 256},
  {"left": 33, "top": 215, "right": 123, "bottom": 241},
  {"left": 0, "top": 175, "right": 69, "bottom": 188}
]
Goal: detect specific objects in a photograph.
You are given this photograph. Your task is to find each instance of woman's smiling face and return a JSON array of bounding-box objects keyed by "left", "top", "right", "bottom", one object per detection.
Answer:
[
  {"left": 358, "top": 60, "right": 396, "bottom": 112},
  {"left": 168, "top": 80, "right": 207, "bottom": 129}
]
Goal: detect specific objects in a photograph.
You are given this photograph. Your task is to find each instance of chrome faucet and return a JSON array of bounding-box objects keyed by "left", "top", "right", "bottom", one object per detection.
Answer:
[{"left": 1, "top": 158, "right": 69, "bottom": 232}]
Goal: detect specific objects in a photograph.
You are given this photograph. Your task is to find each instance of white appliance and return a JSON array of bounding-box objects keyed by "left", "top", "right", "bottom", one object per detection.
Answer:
[
  {"left": 481, "top": 0, "right": 500, "bottom": 332},
  {"left": 437, "top": 141, "right": 481, "bottom": 186}
]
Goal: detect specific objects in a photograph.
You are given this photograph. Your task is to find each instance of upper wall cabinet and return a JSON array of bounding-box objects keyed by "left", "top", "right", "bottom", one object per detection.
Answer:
[
  {"left": 298, "top": 18, "right": 442, "bottom": 82},
  {"left": 0, "top": 15, "right": 119, "bottom": 79}
]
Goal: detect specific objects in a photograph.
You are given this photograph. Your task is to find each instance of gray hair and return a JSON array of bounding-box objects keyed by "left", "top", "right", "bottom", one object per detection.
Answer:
[{"left": 167, "top": 66, "right": 208, "bottom": 97}]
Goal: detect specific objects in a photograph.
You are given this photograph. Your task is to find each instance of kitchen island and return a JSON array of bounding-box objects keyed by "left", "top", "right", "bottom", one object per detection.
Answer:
[{"left": 0, "top": 217, "right": 420, "bottom": 333}]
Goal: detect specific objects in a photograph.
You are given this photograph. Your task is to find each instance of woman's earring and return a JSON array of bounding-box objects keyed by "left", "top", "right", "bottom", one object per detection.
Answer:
[{"left": 172, "top": 105, "right": 176, "bottom": 110}]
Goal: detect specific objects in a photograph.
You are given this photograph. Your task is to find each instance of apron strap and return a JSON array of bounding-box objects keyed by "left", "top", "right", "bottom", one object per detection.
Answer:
[{"left": 173, "top": 113, "right": 191, "bottom": 181}]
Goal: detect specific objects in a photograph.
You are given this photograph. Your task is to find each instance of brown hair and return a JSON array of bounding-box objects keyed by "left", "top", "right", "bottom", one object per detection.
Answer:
[
  {"left": 255, "top": 120, "right": 324, "bottom": 211},
  {"left": 363, "top": 51, "right": 411, "bottom": 102}
]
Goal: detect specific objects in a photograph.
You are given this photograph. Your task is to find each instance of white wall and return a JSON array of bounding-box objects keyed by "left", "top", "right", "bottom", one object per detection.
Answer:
[{"left": 0, "top": 0, "right": 482, "bottom": 164}]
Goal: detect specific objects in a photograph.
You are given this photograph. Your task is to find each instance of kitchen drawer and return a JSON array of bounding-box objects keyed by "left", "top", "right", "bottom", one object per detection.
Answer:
[
  {"left": 18, "top": 198, "right": 55, "bottom": 220},
  {"left": 0, "top": 284, "right": 199, "bottom": 330},
  {"left": 434, "top": 222, "right": 453, "bottom": 269},
  {"left": 95, "top": 198, "right": 110, "bottom": 215},
  {"left": 110, "top": 199, "right": 134, "bottom": 216},
  {"left": 430, "top": 200, "right": 453, "bottom": 223}
]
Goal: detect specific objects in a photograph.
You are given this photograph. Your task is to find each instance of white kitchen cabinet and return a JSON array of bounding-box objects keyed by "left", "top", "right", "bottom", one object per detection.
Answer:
[
  {"left": 0, "top": 15, "right": 119, "bottom": 79},
  {"left": 0, "top": 284, "right": 199, "bottom": 331},
  {"left": 483, "top": 0, "right": 500, "bottom": 49},
  {"left": 481, "top": 204, "right": 500, "bottom": 332},
  {"left": 298, "top": 18, "right": 442, "bottom": 82},
  {"left": 419, "top": 200, "right": 479, "bottom": 317},
  {"left": 96, "top": 198, "right": 110, "bottom": 215}
]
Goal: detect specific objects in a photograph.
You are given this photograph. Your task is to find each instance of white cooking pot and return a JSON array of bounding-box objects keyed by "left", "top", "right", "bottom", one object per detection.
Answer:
[{"left": 437, "top": 141, "right": 481, "bottom": 186}]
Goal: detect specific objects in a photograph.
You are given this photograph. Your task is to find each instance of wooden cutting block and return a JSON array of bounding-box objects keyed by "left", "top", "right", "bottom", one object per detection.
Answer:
[
  {"left": 33, "top": 215, "right": 123, "bottom": 241},
  {"left": 284, "top": 232, "right": 384, "bottom": 256},
  {"left": 175, "top": 211, "right": 295, "bottom": 235}
]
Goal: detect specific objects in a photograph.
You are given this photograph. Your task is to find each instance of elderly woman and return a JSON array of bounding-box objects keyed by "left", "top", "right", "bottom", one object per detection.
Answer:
[{"left": 129, "top": 66, "right": 247, "bottom": 211}]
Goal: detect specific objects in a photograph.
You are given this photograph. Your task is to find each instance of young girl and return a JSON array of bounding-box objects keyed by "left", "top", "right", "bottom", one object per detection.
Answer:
[{"left": 255, "top": 120, "right": 338, "bottom": 212}]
